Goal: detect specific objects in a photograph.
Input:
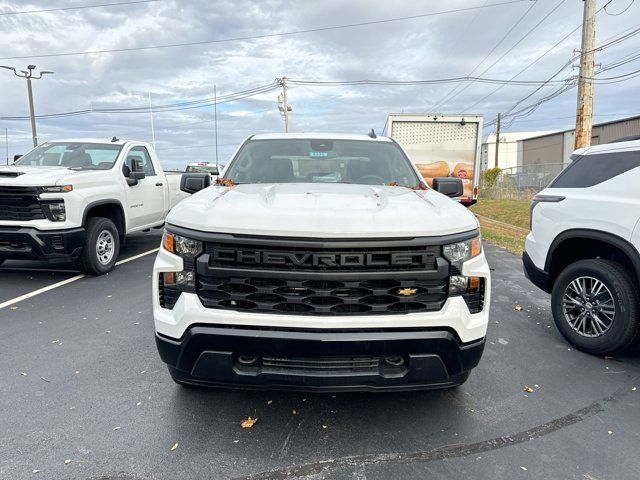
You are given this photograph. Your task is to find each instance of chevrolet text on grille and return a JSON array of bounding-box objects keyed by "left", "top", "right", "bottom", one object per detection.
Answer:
[{"left": 212, "top": 248, "right": 432, "bottom": 268}]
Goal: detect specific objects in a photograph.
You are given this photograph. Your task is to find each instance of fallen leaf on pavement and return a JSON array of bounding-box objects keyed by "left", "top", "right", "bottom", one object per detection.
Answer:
[
  {"left": 523, "top": 385, "right": 535, "bottom": 393},
  {"left": 607, "top": 430, "right": 613, "bottom": 435},
  {"left": 170, "top": 442, "right": 178, "bottom": 451},
  {"left": 240, "top": 417, "right": 257, "bottom": 429},
  {"left": 520, "top": 466, "right": 527, "bottom": 471},
  {"left": 20, "top": 372, "right": 28, "bottom": 376},
  {"left": 32, "top": 469, "right": 40, "bottom": 474},
  {"left": 514, "top": 304, "right": 522, "bottom": 311},
  {"left": 64, "top": 459, "right": 71, "bottom": 465},
  {"left": 113, "top": 427, "right": 121, "bottom": 431}
]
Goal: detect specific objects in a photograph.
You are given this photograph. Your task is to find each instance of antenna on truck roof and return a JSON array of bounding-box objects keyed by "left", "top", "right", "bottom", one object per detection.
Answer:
[
  {"left": 111, "top": 136, "right": 119, "bottom": 143},
  {"left": 368, "top": 129, "right": 377, "bottom": 139}
]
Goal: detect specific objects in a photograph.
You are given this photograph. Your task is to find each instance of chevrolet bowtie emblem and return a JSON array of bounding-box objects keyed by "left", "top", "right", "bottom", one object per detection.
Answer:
[{"left": 398, "top": 288, "right": 417, "bottom": 296}]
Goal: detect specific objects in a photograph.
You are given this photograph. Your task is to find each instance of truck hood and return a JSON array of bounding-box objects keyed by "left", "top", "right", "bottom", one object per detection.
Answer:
[
  {"left": 167, "top": 183, "right": 479, "bottom": 238},
  {"left": 0, "top": 165, "right": 99, "bottom": 186}
]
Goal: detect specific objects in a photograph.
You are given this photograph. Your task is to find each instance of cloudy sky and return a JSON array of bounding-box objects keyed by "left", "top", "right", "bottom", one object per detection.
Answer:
[{"left": 0, "top": 0, "right": 639, "bottom": 169}]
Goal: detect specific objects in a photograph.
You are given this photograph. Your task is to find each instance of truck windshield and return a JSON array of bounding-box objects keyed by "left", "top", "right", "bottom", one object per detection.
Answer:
[
  {"left": 186, "top": 165, "right": 219, "bottom": 175},
  {"left": 224, "top": 139, "right": 421, "bottom": 187},
  {"left": 14, "top": 142, "right": 122, "bottom": 170}
]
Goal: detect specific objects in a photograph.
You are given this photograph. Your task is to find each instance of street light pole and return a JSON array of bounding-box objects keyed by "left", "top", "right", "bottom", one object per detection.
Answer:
[
  {"left": 0, "top": 65, "right": 54, "bottom": 148},
  {"left": 26, "top": 75, "right": 37, "bottom": 147}
]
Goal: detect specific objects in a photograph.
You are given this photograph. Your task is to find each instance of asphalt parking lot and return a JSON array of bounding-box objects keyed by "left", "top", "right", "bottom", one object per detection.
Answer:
[{"left": 1, "top": 238, "right": 639, "bottom": 480}]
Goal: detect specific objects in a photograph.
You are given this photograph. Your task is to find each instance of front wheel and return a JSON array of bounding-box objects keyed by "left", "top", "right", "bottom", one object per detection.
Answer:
[
  {"left": 551, "top": 259, "right": 639, "bottom": 355},
  {"left": 79, "top": 217, "right": 120, "bottom": 275}
]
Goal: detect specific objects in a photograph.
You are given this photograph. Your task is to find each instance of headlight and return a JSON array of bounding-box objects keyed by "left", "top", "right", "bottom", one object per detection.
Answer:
[
  {"left": 162, "top": 230, "right": 202, "bottom": 257},
  {"left": 41, "top": 185, "right": 73, "bottom": 193},
  {"left": 42, "top": 201, "right": 66, "bottom": 221},
  {"left": 443, "top": 236, "right": 482, "bottom": 264}
]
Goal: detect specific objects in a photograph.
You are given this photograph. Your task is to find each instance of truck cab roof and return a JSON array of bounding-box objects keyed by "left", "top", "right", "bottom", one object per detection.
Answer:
[{"left": 250, "top": 133, "right": 393, "bottom": 142}]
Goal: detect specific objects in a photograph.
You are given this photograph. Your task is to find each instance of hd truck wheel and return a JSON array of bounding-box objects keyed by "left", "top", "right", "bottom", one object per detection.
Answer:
[
  {"left": 551, "top": 259, "right": 639, "bottom": 355},
  {"left": 79, "top": 217, "right": 120, "bottom": 275}
]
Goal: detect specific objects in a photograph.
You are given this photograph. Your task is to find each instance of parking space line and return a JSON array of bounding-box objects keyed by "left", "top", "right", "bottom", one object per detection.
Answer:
[{"left": 0, "top": 247, "right": 159, "bottom": 310}]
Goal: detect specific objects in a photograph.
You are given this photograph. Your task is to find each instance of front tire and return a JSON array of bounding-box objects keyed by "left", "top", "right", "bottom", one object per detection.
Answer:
[
  {"left": 551, "top": 259, "right": 639, "bottom": 355},
  {"left": 79, "top": 217, "right": 120, "bottom": 275}
]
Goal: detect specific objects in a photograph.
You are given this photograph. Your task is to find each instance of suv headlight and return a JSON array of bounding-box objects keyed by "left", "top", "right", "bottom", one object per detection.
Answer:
[
  {"left": 443, "top": 236, "right": 482, "bottom": 265},
  {"left": 162, "top": 230, "right": 203, "bottom": 257}
]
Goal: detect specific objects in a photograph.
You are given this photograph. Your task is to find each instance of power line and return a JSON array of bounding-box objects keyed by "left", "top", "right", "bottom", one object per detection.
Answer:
[
  {"left": 440, "top": 0, "right": 569, "bottom": 111},
  {"left": 430, "top": 0, "right": 539, "bottom": 111},
  {"left": 483, "top": 21, "right": 640, "bottom": 129},
  {"left": 0, "top": 0, "right": 161, "bottom": 16},
  {"left": 0, "top": 0, "right": 534, "bottom": 60},
  {"left": 604, "top": 0, "right": 634, "bottom": 15},
  {"left": 0, "top": 84, "right": 279, "bottom": 121}
]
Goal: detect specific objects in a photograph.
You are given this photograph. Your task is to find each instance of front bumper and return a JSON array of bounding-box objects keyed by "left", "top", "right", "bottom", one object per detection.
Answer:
[
  {"left": 523, "top": 250, "right": 551, "bottom": 293},
  {"left": 157, "top": 325, "right": 485, "bottom": 391},
  {"left": 0, "top": 226, "right": 85, "bottom": 260}
]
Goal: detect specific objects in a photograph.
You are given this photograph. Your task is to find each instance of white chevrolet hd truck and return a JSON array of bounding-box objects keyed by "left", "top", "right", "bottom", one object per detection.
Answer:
[
  {"left": 153, "top": 133, "right": 491, "bottom": 391},
  {"left": 0, "top": 139, "right": 189, "bottom": 274}
]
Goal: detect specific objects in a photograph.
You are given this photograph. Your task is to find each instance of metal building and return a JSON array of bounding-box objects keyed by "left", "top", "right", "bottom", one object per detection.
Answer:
[{"left": 520, "top": 115, "right": 640, "bottom": 171}]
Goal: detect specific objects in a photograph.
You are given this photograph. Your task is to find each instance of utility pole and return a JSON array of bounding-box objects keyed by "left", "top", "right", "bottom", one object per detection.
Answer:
[
  {"left": 5, "top": 128, "right": 8, "bottom": 165},
  {"left": 148, "top": 92, "right": 156, "bottom": 150},
  {"left": 277, "top": 77, "right": 291, "bottom": 132},
  {"left": 494, "top": 112, "right": 501, "bottom": 168},
  {"left": 574, "top": 0, "right": 596, "bottom": 149},
  {"left": 214, "top": 84, "right": 219, "bottom": 171},
  {"left": 0, "top": 65, "right": 54, "bottom": 148}
]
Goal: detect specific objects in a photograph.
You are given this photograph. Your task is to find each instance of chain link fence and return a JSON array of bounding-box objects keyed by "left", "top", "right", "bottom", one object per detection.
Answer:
[{"left": 479, "top": 163, "right": 566, "bottom": 200}]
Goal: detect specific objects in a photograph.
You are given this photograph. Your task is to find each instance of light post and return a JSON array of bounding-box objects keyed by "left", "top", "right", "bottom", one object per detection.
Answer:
[{"left": 0, "top": 65, "right": 54, "bottom": 147}]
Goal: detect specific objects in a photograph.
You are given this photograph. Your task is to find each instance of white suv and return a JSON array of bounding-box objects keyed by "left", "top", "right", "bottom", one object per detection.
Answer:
[{"left": 524, "top": 137, "right": 640, "bottom": 354}]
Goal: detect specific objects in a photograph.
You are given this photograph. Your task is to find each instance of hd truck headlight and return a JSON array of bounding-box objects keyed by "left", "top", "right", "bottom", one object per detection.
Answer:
[
  {"left": 42, "top": 201, "right": 66, "bottom": 222},
  {"left": 444, "top": 236, "right": 485, "bottom": 313},
  {"left": 41, "top": 185, "right": 73, "bottom": 193},
  {"left": 443, "top": 236, "right": 481, "bottom": 265},
  {"left": 162, "top": 230, "right": 203, "bottom": 257},
  {"left": 159, "top": 230, "right": 202, "bottom": 308}
]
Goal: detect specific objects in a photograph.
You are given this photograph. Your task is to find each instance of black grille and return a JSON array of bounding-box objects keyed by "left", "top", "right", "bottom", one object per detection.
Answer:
[
  {"left": 0, "top": 187, "right": 45, "bottom": 221},
  {"left": 462, "top": 278, "right": 486, "bottom": 314},
  {"left": 261, "top": 356, "right": 380, "bottom": 374},
  {"left": 197, "top": 275, "right": 448, "bottom": 315},
  {"left": 195, "top": 236, "right": 450, "bottom": 316},
  {"left": 158, "top": 274, "right": 182, "bottom": 310}
]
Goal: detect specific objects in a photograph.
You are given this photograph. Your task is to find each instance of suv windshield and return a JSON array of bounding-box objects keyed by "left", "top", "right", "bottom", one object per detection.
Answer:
[
  {"left": 14, "top": 142, "right": 122, "bottom": 170},
  {"left": 224, "top": 139, "right": 421, "bottom": 187}
]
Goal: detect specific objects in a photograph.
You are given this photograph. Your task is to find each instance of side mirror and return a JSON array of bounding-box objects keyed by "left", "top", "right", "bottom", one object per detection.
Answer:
[
  {"left": 126, "top": 171, "right": 146, "bottom": 186},
  {"left": 432, "top": 177, "right": 463, "bottom": 198},
  {"left": 181, "top": 172, "right": 211, "bottom": 194},
  {"left": 13, "top": 154, "right": 22, "bottom": 162}
]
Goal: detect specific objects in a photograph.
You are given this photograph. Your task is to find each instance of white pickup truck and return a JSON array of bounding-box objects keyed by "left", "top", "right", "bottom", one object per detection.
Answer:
[
  {"left": 153, "top": 133, "right": 491, "bottom": 391},
  {"left": 0, "top": 139, "right": 190, "bottom": 274}
]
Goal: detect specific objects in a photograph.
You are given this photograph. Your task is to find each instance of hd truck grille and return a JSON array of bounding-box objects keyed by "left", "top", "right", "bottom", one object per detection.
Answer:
[
  {"left": 193, "top": 235, "right": 451, "bottom": 316},
  {"left": 0, "top": 187, "right": 45, "bottom": 221},
  {"left": 197, "top": 275, "right": 448, "bottom": 315}
]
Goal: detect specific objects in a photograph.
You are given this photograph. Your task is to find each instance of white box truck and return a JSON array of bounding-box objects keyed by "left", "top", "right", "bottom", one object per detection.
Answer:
[{"left": 385, "top": 114, "right": 483, "bottom": 205}]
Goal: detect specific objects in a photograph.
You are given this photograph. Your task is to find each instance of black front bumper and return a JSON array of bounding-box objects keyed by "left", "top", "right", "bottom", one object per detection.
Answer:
[
  {"left": 522, "top": 251, "right": 551, "bottom": 293},
  {"left": 0, "top": 226, "right": 85, "bottom": 260},
  {"left": 156, "top": 326, "right": 485, "bottom": 392}
]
